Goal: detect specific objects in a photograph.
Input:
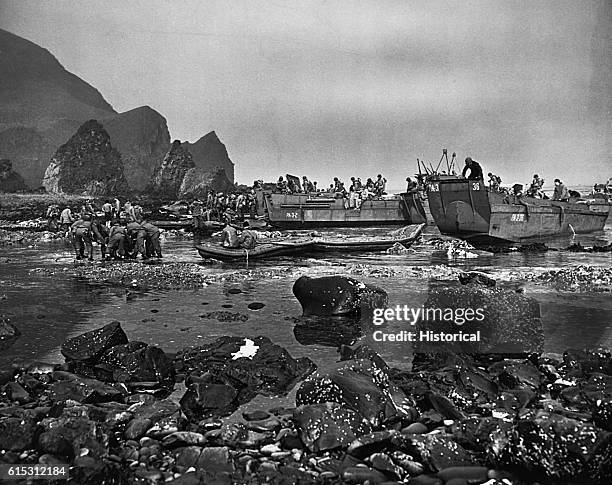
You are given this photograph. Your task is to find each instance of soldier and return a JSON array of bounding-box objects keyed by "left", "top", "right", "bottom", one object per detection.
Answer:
[
  {"left": 70, "top": 213, "right": 102, "bottom": 260},
  {"left": 141, "top": 220, "right": 162, "bottom": 258},
  {"left": 107, "top": 219, "right": 127, "bottom": 259},
  {"left": 552, "top": 179, "right": 569, "bottom": 202},
  {"left": 527, "top": 174, "right": 545, "bottom": 198},
  {"left": 238, "top": 221, "right": 257, "bottom": 249},
  {"left": 461, "top": 157, "right": 483, "bottom": 180},
  {"left": 191, "top": 198, "right": 204, "bottom": 231},
  {"left": 59, "top": 206, "right": 75, "bottom": 235},
  {"left": 126, "top": 220, "right": 147, "bottom": 259}
]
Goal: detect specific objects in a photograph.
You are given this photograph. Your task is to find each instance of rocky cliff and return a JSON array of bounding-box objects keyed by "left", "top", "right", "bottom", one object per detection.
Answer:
[
  {"left": 43, "top": 120, "right": 129, "bottom": 196},
  {"left": 0, "top": 29, "right": 116, "bottom": 188},
  {"left": 101, "top": 107, "right": 171, "bottom": 192},
  {"left": 182, "top": 131, "right": 234, "bottom": 184},
  {"left": 179, "top": 167, "right": 234, "bottom": 198},
  {"left": 147, "top": 140, "right": 195, "bottom": 198},
  {"left": 0, "top": 30, "right": 171, "bottom": 191},
  {"left": 0, "top": 159, "right": 28, "bottom": 193}
]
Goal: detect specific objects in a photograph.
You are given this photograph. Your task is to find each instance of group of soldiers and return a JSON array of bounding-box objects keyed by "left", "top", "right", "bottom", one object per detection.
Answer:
[
  {"left": 190, "top": 190, "right": 258, "bottom": 228},
  {"left": 274, "top": 174, "right": 389, "bottom": 209},
  {"left": 45, "top": 199, "right": 162, "bottom": 261}
]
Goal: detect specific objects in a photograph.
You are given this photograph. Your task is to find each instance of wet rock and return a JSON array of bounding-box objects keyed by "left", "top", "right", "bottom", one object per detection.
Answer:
[
  {"left": 124, "top": 417, "right": 152, "bottom": 440},
  {"left": 488, "top": 359, "right": 545, "bottom": 390},
  {"left": 296, "top": 358, "right": 416, "bottom": 427},
  {"left": 175, "top": 445, "right": 234, "bottom": 474},
  {"left": 489, "top": 410, "right": 612, "bottom": 483},
  {"left": 242, "top": 409, "right": 270, "bottom": 421},
  {"left": 70, "top": 456, "right": 130, "bottom": 485},
  {"left": 199, "top": 311, "right": 248, "bottom": 322},
  {"left": 292, "top": 275, "right": 388, "bottom": 316},
  {"left": 458, "top": 271, "right": 496, "bottom": 287},
  {"left": 293, "top": 402, "right": 372, "bottom": 452},
  {"left": 347, "top": 430, "right": 399, "bottom": 459},
  {"left": 342, "top": 466, "right": 388, "bottom": 484},
  {"left": 0, "top": 416, "right": 39, "bottom": 451},
  {"left": 452, "top": 417, "right": 512, "bottom": 452},
  {"left": 247, "top": 302, "right": 265, "bottom": 311},
  {"left": 593, "top": 398, "right": 612, "bottom": 431},
  {"left": 49, "top": 373, "right": 125, "bottom": 404},
  {"left": 401, "top": 434, "right": 477, "bottom": 471},
  {"left": 178, "top": 336, "right": 315, "bottom": 406},
  {"left": 163, "top": 431, "right": 206, "bottom": 447},
  {"left": 0, "top": 316, "right": 20, "bottom": 350},
  {"left": 99, "top": 343, "right": 175, "bottom": 391},
  {"left": 437, "top": 466, "right": 488, "bottom": 482},
  {"left": 2, "top": 381, "right": 31, "bottom": 403},
  {"left": 42, "top": 120, "right": 129, "bottom": 195},
  {"left": 415, "top": 283, "right": 543, "bottom": 355},
  {"left": 180, "top": 382, "right": 239, "bottom": 420},
  {"left": 293, "top": 315, "right": 363, "bottom": 347},
  {"left": 563, "top": 349, "right": 612, "bottom": 376},
  {"left": 61, "top": 321, "right": 128, "bottom": 363},
  {"left": 38, "top": 416, "right": 109, "bottom": 459}
]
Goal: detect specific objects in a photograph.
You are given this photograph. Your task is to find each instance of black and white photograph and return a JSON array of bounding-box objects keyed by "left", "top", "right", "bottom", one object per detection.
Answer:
[{"left": 0, "top": 1, "right": 611, "bottom": 484}]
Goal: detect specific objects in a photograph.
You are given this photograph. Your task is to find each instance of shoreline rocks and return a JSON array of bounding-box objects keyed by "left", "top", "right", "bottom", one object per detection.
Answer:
[{"left": 2, "top": 321, "right": 612, "bottom": 483}]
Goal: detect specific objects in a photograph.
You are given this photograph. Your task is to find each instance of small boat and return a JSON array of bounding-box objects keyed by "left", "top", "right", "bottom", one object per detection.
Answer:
[
  {"left": 255, "top": 189, "right": 427, "bottom": 229},
  {"left": 195, "top": 238, "right": 315, "bottom": 261},
  {"left": 313, "top": 223, "right": 425, "bottom": 251},
  {"left": 427, "top": 176, "right": 610, "bottom": 243}
]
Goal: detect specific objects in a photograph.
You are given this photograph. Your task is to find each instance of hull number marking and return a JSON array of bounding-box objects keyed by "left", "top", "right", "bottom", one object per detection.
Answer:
[{"left": 510, "top": 213, "right": 525, "bottom": 222}]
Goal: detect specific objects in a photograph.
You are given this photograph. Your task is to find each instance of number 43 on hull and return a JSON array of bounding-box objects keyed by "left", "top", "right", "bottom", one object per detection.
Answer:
[{"left": 427, "top": 176, "right": 610, "bottom": 243}]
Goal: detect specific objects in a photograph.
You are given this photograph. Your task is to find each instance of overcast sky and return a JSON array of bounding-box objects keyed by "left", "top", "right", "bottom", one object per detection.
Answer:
[{"left": 1, "top": 0, "right": 610, "bottom": 188}]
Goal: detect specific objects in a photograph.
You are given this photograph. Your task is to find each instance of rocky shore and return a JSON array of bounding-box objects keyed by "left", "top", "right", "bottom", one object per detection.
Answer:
[
  {"left": 27, "top": 259, "right": 612, "bottom": 293},
  {"left": 1, "top": 319, "right": 612, "bottom": 484}
]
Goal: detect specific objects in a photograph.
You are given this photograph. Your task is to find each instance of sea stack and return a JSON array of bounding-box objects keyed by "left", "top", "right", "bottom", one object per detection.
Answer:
[{"left": 42, "top": 119, "right": 129, "bottom": 195}]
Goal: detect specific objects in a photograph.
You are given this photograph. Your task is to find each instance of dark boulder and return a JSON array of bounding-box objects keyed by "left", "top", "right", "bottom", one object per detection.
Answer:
[
  {"left": 99, "top": 343, "right": 175, "bottom": 392},
  {"left": 292, "top": 275, "right": 388, "bottom": 316},
  {"left": 0, "top": 416, "right": 39, "bottom": 451},
  {"left": 38, "top": 416, "right": 110, "bottom": 459},
  {"left": 180, "top": 382, "right": 239, "bottom": 421},
  {"left": 49, "top": 372, "right": 125, "bottom": 404},
  {"left": 458, "top": 271, "right": 496, "bottom": 287},
  {"left": 415, "top": 282, "right": 543, "bottom": 356},
  {"left": 61, "top": 321, "right": 128, "bottom": 363},
  {"left": 0, "top": 316, "right": 20, "bottom": 351},
  {"left": 70, "top": 455, "right": 131, "bottom": 485},
  {"left": 401, "top": 433, "right": 478, "bottom": 472},
  {"left": 563, "top": 348, "right": 612, "bottom": 376},
  {"left": 293, "top": 403, "right": 372, "bottom": 452},
  {"left": 42, "top": 119, "right": 129, "bottom": 195},
  {"left": 296, "top": 358, "right": 416, "bottom": 427},
  {"left": 177, "top": 336, "right": 315, "bottom": 406},
  {"left": 489, "top": 410, "right": 612, "bottom": 483}
]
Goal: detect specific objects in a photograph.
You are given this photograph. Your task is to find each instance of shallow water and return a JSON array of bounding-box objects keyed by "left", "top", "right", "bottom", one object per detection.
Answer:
[{"left": 0, "top": 223, "right": 610, "bottom": 370}]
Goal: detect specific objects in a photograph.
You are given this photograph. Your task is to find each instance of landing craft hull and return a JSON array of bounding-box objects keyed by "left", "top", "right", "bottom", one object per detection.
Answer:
[
  {"left": 427, "top": 178, "right": 610, "bottom": 243},
  {"left": 261, "top": 191, "right": 427, "bottom": 229}
]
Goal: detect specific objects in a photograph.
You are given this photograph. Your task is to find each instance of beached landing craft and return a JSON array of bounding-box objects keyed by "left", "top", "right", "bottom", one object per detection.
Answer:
[
  {"left": 427, "top": 176, "right": 610, "bottom": 243},
  {"left": 255, "top": 190, "right": 427, "bottom": 229}
]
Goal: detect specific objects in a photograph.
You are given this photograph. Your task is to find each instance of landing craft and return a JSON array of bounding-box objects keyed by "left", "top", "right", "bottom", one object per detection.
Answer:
[
  {"left": 426, "top": 175, "right": 610, "bottom": 244},
  {"left": 255, "top": 175, "right": 427, "bottom": 229}
]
